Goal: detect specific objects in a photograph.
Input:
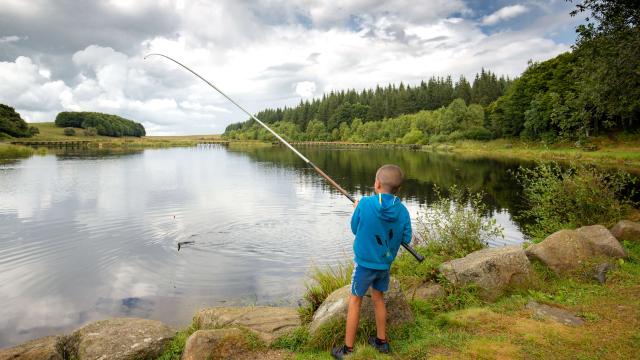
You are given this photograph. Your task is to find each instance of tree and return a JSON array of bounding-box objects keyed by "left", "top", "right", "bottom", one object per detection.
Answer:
[{"left": 0, "top": 104, "right": 36, "bottom": 138}]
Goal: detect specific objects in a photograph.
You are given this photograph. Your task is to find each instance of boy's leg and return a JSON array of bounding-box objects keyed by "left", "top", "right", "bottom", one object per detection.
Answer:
[
  {"left": 371, "top": 288, "right": 386, "bottom": 340},
  {"left": 345, "top": 295, "right": 363, "bottom": 347}
]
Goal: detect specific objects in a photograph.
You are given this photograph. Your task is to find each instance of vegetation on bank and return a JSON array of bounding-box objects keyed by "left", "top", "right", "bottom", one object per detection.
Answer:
[
  {"left": 0, "top": 104, "right": 38, "bottom": 138},
  {"left": 0, "top": 143, "right": 44, "bottom": 160},
  {"left": 55, "top": 111, "right": 145, "bottom": 137},
  {"left": 224, "top": 1, "right": 639, "bottom": 147}
]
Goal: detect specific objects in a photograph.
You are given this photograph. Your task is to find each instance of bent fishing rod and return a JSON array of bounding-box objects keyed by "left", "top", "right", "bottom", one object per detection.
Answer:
[{"left": 145, "top": 53, "right": 424, "bottom": 262}]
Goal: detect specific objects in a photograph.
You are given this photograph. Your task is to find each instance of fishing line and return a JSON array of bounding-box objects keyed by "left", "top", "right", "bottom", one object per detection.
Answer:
[{"left": 145, "top": 53, "right": 424, "bottom": 262}]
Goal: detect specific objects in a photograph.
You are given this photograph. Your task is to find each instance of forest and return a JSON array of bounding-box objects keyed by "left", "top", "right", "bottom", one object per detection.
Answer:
[
  {"left": 224, "top": 0, "right": 639, "bottom": 144},
  {"left": 55, "top": 111, "right": 146, "bottom": 137}
]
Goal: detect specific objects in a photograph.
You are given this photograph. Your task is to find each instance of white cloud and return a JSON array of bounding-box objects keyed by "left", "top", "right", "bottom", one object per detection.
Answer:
[
  {"left": 295, "top": 81, "right": 317, "bottom": 98},
  {"left": 0, "top": 35, "right": 22, "bottom": 43},
  {"left": 482, "top": 4, "right": 529, "bottom": 25}
]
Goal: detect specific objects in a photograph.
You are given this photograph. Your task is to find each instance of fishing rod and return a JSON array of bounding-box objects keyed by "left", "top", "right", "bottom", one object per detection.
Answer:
[{"left": 145, "top": 53, "right": 424, "bottom": 262}]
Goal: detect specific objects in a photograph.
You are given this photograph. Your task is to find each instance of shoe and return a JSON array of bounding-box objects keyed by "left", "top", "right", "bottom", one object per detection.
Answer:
[
  {"left": 331, "top": 344, "right": 353, "bottom": 359},
  {"left": 368, "top": 336, "right": 390, "bottom": 354}
]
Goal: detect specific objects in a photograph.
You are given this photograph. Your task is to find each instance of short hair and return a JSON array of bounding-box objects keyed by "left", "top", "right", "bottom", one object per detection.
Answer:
[{"left": 376, "top": 164, "right": 404, "bottom": 194}]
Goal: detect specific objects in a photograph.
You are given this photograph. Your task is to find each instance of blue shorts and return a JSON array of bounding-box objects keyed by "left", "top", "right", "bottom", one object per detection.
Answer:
[{"left": 350, "top": 263, "right": 390, "bottom": 297}]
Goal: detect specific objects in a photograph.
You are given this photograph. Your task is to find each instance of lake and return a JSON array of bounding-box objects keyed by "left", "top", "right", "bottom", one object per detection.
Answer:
[{"left": 0, "top": 145, "right": 530, "bottom": 347}]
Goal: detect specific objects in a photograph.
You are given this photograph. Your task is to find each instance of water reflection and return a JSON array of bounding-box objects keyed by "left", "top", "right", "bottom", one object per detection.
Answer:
[{"left": 0, "top": 145, "right": 531, "bottom": 347}]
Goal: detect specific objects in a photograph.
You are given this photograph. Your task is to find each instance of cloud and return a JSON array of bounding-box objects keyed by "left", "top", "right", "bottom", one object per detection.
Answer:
[
  {"left": 0, "top": 0, "right": 580, "bottom": 135},
  {"left": 482, "top": 4, "right": 529, "bottom": 25},
  {"left": 295, "top": 81, "right": 317, "bottom": 98}
]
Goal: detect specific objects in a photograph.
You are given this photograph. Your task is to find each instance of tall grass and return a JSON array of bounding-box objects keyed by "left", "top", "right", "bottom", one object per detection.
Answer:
[
  {"left": 0, "top": 143, "right": 36, "bottom": 159},
  {"left": 298, "top": 262, "right": 353, "bottom": 323},
  {"left": 516, "top": 162, "right": 637, "bottom": 241},
  {"left": 415, "top": 185, "right": 503, "bottom": 258}
]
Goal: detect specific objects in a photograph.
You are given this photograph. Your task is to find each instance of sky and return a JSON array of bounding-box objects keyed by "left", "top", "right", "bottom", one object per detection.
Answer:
[{"left": 0, "top": 0, "right": 582, "bottom": 135}]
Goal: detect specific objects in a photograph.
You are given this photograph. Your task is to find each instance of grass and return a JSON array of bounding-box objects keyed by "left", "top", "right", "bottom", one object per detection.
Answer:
[
  {"left": 270, "top": 241, "right": 640, "bottom": 359},
  {"left": 444, "top": 137, "right": 640, "bottom": 169},
  {"left": 298, "top": 262, "right": 354, "bottom": 323},
  {"left": 0, "top": 143, "right": 45, "bottom": 160}
]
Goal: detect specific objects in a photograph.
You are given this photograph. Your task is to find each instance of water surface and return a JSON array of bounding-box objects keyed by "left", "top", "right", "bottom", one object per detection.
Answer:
[{"left": 0, "top": 145, "right": 529, "bottom": 347}]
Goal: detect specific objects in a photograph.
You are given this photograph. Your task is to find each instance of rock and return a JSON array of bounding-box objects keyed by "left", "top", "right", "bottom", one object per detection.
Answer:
[
  {"left": 610, "top": 220, "right": 640, "bottom": 242},
  {"left": 194, "top": 306, "right": 300, "bottom": 344},
  {"left": 526, "top": 226, "right": 625, "bottom": 274},
  {"left": 73, "top": 318, "right": 174, "bottom": 360},
  {"left": 309, "top": 277, "right": 413, "bottom": 334},
  {"left": 438, "top": 246, "right": 532, "bottom": 301},
  {"left": 575, "top": 225, "right": 626, "bottom": 258},
  {"left": 526, "top": 301, "right": 584, "bottom": 326},
  {"left": 593, "top": 263, "right": 612, "bottom": 284},
  {"left": 0, "top": 336, "right": 62, "bottom": 360},
  {"left": 410, "top": 282, "right": 445, "bottom": 301},
  {"left": 182, "top": 328, "right": 249, "bottom": 360}
]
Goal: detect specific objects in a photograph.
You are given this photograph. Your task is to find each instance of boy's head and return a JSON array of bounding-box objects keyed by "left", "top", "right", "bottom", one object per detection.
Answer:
[{"left": 374, "top": 164, "right": 404, "bottom": 194}]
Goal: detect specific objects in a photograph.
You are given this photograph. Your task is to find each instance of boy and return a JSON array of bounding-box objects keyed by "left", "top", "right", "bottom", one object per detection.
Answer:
[{"left": 332, "top": 164, "right": 412, "bottom": 359}]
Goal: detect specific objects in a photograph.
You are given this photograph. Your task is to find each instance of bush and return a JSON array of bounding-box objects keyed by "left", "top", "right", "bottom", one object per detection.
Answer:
[
  {"left": 462, "top": 126, "right": 492, "bottom": 141},
  {"left": 63, "top": 127, "right": 76, "bottom": 136},
  {"left": 55, "top": 111, "right": 145, "bottom": 137},
  {"left": 516, "top": 162, "right": 637, "bottom": 241},
  {"left": 298, "top": 262, "right": 353, "bottom": 323},
  {"left": 0, "top": 104, "right": 33, "bottom": 138},
  {"left": 28, "top": 126, "right": 39, "bottom": 135},
  {"left": 83, "top": 127, "right": 97, "bottom": 136},
  {"left": 415, "top": 185, "right": 503, "bottom": 258}
]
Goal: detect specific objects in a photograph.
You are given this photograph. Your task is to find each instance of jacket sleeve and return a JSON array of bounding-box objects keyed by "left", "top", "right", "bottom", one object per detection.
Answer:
[
  {"left": 402, "top": 212, "right": 412, "bottom": 245},
  {"left": 351, "top": 199, "right": 361, "bottom": 235}
]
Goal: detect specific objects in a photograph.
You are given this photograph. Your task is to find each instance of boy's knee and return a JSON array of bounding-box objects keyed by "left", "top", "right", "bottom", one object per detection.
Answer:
[
  {"left": 371, "top": 289, "right": 385, "bottom": 302},
  {"left": 349, "top": 295, "right": 363, "bottom": 305}
]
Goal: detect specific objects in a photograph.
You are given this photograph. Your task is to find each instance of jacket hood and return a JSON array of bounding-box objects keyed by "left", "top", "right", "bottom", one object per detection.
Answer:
[{"left": 373, "top": 193, "right": 402, "bottom": 222}]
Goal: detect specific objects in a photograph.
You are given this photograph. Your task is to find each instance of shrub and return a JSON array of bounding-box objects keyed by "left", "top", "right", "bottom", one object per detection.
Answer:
[
  {"left": 516, "top": 162, "right": 637, "bottom": 241},
  {"left": 415, "top": 185, "right": 503, "bottom": 258},
  {"left": 0, "top": 104, "right": 33, "bottom": 138},
  {"left": 462, "top": 126, "right": 492, "bottom": 141},
  {"left": 28, "top": 126, "right": 39, "bottom": 135},
  {"left": 55, "top": 111, "right": 145, "bottom": 137},
  {"left": 63, "top": 127, "right": 76, "bottom": 136},
  {"left": 298, "top": 262, "right": 353, "bottom": 323},
  {"left": 83, "top": 127, "right": 97, "bottom": 136}
]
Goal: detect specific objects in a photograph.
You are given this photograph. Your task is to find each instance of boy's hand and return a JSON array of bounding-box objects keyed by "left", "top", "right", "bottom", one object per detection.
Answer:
[{"left": 353, "top": 199, "right": 359, "bottom": 208}]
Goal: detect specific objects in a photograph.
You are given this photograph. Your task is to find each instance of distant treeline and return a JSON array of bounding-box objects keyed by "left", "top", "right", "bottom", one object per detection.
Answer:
[
  {"left": 0, "top": 104, "right": 38, "bottom": 138},
  {"left": 225, "top": 0, "right": 639, "bottom": 144},
  {"left": 225, "top": 69, "right": 510, "bottom": 137},
  {"left": 55, "top": 112, "right": 146, "bottom": 137}
]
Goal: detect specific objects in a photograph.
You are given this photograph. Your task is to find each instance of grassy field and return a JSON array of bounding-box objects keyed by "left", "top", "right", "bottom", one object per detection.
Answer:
[
  {"left": 7, "top": 122, "right": 223, "bottom": 147},
  {"left": 438, "top": 136, "right": 640, "bottom": 169},
  {"left": 0, "top": 143, "right": 44, "bottom": 161}
]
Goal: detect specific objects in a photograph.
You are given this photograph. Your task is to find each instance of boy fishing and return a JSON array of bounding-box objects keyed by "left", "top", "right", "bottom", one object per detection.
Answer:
[{"left": 332, "top": 164, "right": 412, "bottom": 359}]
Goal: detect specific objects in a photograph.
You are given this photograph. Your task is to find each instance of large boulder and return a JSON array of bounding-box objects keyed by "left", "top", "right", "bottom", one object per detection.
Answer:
[
  {"left": 309, "top": 277, "right": 413, "bottom": 334},
  {"left": 182, "top": 328, "right": 249, "bottom": 360},
  {"left": 438, "top": 246, "right": 532, "bottom": 301},
  {"left": 0, "top": 336, "right": 62, "bottom": 360},
  {"left": 193, "top": 306, "right": 300, "bottom": 344},
  {"left": 73, "top": 318, "right": 174, "bottom": 360},
  {"left": 526, "top": 225, "right": 626, "bottom": 274},
  {"left": 610, "top": 220, "right": 640, "bottom": 242}
]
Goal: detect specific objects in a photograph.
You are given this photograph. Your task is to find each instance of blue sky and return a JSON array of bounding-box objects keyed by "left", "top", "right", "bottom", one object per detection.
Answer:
[{"left": 0, "top": 0, "right": 582, "bottom": 135}]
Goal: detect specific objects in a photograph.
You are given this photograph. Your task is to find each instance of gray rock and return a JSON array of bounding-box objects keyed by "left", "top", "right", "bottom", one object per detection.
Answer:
[
  {"left": 410, "top": 282, "right": 445, "bottom": 301},
  {"left": 438, "top": 246, "right": 532, "bottom": 301},
  {"left": 526, "top": 301, "right": 584, "bottom": 326},
  {"left": 526, "top": 225, "right": 625, "bottom": 274},
  {"left": 194, "top": 306, "right": 300, "bottom": 344},
  {"left": 182, "top": 328, "right": 247, "bottom": 360},
  {"left": 593, "top": 263, "right": 612, "bottom": 284},
  {"left": 576, "top": 225, "right": 626, "bottom": 257},
  {"left": 73, "top": 318, "right": 174, "bottom": 360},
  {"left": 610, "top": 220, "right": 640, "bottom": 242},
  {"left": 309, "top": 277, "right": 413, "bottom": 334},
  {"left": 0, "top": 336, "right": 62, "bottom": 360}
]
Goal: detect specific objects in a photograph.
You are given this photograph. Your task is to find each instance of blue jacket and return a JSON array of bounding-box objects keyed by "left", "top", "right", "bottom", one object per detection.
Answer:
[{"left": 351, "top": 193, "right": 412, "bottom": 270}]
